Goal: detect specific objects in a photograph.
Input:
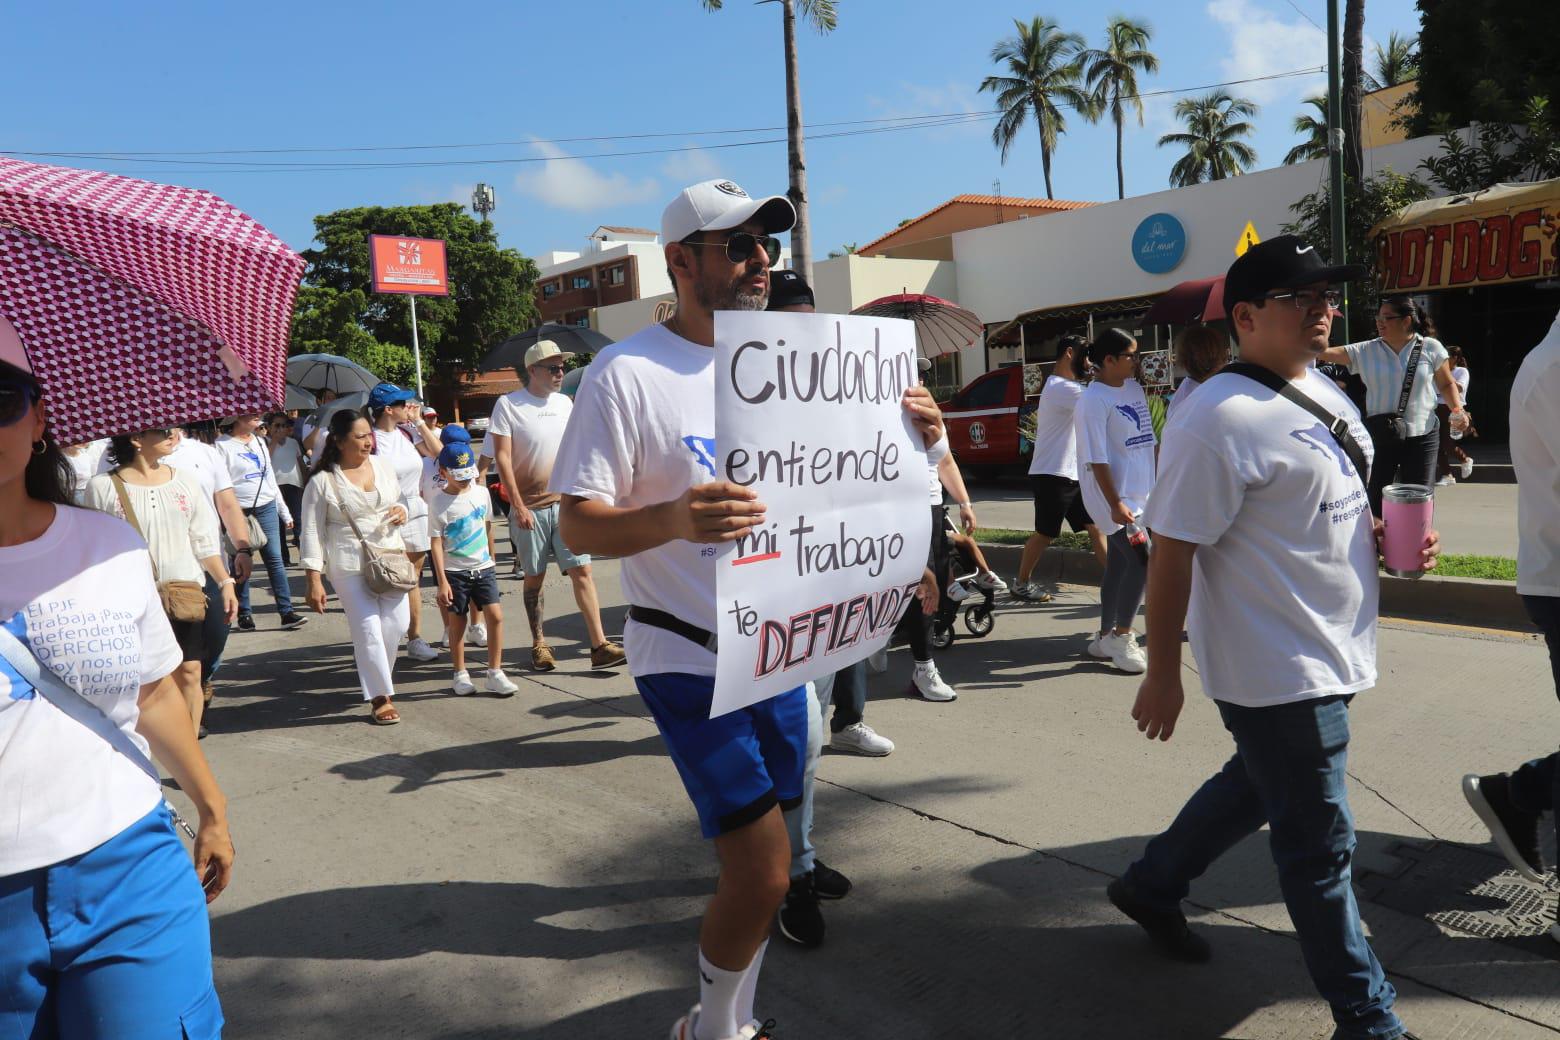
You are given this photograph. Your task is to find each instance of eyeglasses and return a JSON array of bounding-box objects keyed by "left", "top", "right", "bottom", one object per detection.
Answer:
[
  {"left": 139, "top": 427, "right": 174, "bottom": 440},
  {"left": 1375, "top": 310, "right": 1407, "bottom": 321},
  {"left": 0, "top": 380, "right": 39, "bottom": 428},
  {"left": 1262, "top": 288, "right": 1341, "bottom": 310},
  {"left": 535, "top": 364, "right": 566, "bottom": 375},
  {"left": 683, "top": 231, "right": 782, "bottom": 268}
]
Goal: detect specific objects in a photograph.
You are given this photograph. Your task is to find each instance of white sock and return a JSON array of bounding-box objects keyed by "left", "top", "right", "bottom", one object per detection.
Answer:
[
  {"left": 914, "top": 659, "right": 933, "bottom": 674},
  {"left": 453, "top": 670, "right": 469, "bottom": 680},
  {"left": 695, "top": 949, "right": 746, "bottom": 1040},
  {"left": 733, "top": 940, "right": 767, "bottom": 1025}
]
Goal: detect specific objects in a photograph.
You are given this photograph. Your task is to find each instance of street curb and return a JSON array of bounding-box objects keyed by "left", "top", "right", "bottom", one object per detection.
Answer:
[{"left": 977, "top": 542, "right": 1530, "bottom": 631}]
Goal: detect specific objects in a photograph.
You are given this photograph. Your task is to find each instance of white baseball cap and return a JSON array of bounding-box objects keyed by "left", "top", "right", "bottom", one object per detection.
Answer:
[
  {"left": 523, "top": 339, "right": 574, "bottom": 368},
  {"left": 0, "top": 314, "right": 32, "bottom": 376},
  {"left": 661, "top": 179, "right": 796, "bottom": 245}
]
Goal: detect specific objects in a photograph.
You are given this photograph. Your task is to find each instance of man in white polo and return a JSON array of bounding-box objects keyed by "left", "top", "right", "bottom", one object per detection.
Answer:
[{"left": 489, "top": 341, "right": 625, "bottom": 672}]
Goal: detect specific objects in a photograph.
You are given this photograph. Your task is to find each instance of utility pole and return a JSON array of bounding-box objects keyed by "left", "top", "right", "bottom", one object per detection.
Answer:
[
  {"left": 472, "top": 183, "right": 496, "bottom": 227},
  {"left": 1326, "top": 0, "right": 1350, "bottom": 340}
]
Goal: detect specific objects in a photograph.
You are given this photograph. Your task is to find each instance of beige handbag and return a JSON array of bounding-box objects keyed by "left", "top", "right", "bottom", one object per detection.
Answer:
[
  {"left": 331, "top": 471, "right": 418, "bottom": 595},
  {"left": 110, "top": 473, "right": 210, "bottom": 623}
]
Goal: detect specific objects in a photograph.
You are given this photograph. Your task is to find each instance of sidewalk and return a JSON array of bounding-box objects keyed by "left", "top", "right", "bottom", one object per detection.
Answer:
[{"left": 196, "top": 561, "right": 1558, "bottom": 1038}]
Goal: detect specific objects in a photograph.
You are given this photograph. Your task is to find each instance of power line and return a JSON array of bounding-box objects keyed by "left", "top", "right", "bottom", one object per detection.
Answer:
[
  {"left": 1279, "top": 0, "right": 1326, "bottom": 34},
  {"left": 2, "top": 67, "right": 1325, "bottom": 174}
]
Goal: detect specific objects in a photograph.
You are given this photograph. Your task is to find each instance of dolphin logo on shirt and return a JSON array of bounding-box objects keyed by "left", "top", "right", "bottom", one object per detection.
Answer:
[
  {"left": 1290, "top": 423, "right": 1356, "bottom": 478},
  {"left": 1113, "top": 403, "right": 1147, "bottom": 431},
  {"left": 683, "top": 435, "right": 717, "bottom": 477}
]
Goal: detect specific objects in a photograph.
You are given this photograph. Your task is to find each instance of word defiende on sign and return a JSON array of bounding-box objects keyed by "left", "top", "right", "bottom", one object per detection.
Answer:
[
  {"left": 734, "top": 579, "right": 922, "bottom": 680},
  {"left": 729, "top": 322, "right": 917, "bottom": 406}
]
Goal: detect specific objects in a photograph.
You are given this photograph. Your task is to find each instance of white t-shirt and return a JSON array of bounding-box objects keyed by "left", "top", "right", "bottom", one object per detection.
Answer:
[
  {"left": 431, "top": 485, "right": 495, "bottom": 573},
  {"left": 1436, "top": 365, "right": 1470, "bottom": 406},
  {"left": 64, "top": 440, "right": 112, "bottom": 504},
  {"left": 1074, "top": 379, "right": 1158, "bottom": 536},
  {"left": 83, "top": 468, "right": 222, "bottom": 585},
  {"left": 549, "top": 323, "right": 719, "bottom": 678},
  {"left": 0, "top": 506, "right": 183, "bottom": 876},
  {"left": 488, "top": 388, "right": 573, "bottom": 509},
  {"left": 270, "top": 437, "right": 305, "bottom": 488},
  {"left": 216, "top": 434, "right": 289, "bottom": 522},
  {"left": 1028, "top": 374, "right": 1084, "bottom": 479},
  {"left": 1145, "top": 368, "right": 1379, "bottom": 708},
  {"left": 1166, "top": 376, "right": 1201, "bottom": 422},
  {"left": 373, "top": 426, "right": 427, "bottom": 521},
  {"left": 1511, "top": 316, "right": 1560, "bottom": 597},
  {"left": 163, "top": 435, "right": 233, "bottom": 504}
]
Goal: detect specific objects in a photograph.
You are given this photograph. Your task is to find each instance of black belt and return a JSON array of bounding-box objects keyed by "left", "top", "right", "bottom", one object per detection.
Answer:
[{"left": 628, "top": 606, "right": 718, "bottom": 653}]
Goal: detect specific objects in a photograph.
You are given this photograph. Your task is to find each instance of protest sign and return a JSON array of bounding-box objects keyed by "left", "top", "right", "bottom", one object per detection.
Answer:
[{"left": 711, "top": 311, "right": 933, "bottom": 718}]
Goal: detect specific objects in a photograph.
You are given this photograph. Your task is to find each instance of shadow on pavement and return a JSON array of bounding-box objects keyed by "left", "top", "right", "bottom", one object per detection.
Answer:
[{"left": 327, "top": 725, "right": 668, "bottom": 790}]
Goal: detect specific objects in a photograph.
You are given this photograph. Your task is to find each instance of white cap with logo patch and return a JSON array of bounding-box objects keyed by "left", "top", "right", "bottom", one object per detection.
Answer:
[{"left": 661, "top": 179, "right": 796, "bottom": 245}]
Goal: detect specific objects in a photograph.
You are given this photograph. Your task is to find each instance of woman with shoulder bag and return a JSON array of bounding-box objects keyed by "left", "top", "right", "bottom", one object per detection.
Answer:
[
  {"left": 85, "top": 429, "right": 239, "bottom": 738},
  {"left": 299, "top": 411, "right": 413, "bottom": 726},
  {"left": 1318, "top": 295, "right": 1469, "bottom": 515},
  {"left": 0, "top": 322, "right": 234, "bottom": 1038},
  {"left": 216, "top": 414, "right": 305, "bottom": 632}
]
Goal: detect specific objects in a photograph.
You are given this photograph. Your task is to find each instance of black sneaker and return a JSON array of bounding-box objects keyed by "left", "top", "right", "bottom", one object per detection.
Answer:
[
  {"left": 235, "top": 612, "right": 255, "bottom": 632},
  {"left": 813, "top": 860, "right": 852, "bottom": 901},
  {"left": 1107, "top": 877, "right": 1211, "bottom": 963},
  {"left": 280, "top": 612, "right": 308, "bottom": 631},
  {"left": 777, "top": 873, "right": 825, "bottom": 948},
  {"left": 1462, "top": 773, "right": 1546, "bottom": 882}
]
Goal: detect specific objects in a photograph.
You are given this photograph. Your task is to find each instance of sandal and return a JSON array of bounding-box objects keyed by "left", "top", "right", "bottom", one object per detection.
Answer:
[{"left": 370, "top": 696, "right": 401, "bottom": 725}]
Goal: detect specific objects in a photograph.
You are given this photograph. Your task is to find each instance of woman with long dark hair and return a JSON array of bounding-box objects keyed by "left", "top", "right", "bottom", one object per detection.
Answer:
[
  {"left": 299, "top": 410, "right": 411, "bottom": 725},
  {"left": 1319, "top": 295, "right": 1469, "bottom": 513},
  {"left": 0, "top": 318, "right": 234, "bottom": 1036}
]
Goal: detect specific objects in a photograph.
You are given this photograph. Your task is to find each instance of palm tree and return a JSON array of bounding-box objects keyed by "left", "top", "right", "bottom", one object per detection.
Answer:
[
  {"left": 979, "top": 16, "right": 1090, "bottom": 200},
  {"left": 1365, "top": 30, "right": 1418, "bottom": 91},
  {"left": 1342, "top": 0, "right": 1365, "bottom": 181},
  {"left": 1156, "top": 91, "right": 1259, "bottom": 187},
  {"left": 1080, "top": 16, "right": 1159, "bottom": 200},
  {"left": 700, "top": 0, "right": 837, "bottom": 286},
  {"left": 1283, "top": 95, "right": 1329, "bottom": 165}
]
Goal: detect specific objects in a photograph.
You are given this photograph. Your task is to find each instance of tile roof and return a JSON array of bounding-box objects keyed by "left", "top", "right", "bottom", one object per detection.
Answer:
[
  {"left": 860, "top": 194, "right": 1094, "bottom": 253},
  {"left": 596, "top": 225, "right": 658, "bottom": 236}
]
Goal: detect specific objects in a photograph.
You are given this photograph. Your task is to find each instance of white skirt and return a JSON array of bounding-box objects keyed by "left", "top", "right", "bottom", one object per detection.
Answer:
[{"left": 400, "top": 515, "right": 430, "bottom": 553}]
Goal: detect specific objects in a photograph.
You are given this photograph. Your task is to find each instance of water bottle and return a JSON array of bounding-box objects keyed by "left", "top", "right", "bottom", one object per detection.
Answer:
[{"left": 1124, "top": 520, "right": 1150, "bottom": 563}]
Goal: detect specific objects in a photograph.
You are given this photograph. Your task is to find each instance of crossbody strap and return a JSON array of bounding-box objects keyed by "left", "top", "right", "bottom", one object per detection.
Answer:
[
  {"left": 110, "top": 472, "right": 162, "bottom": 584},
  {"left": 1221, "top": 363, "right": 1370, "bottom": 481},
  {"left": 0, "top": 624, "right": 160, "bottom": 786},
  {"left": 329, "top": 467, "right": 377, "bottom": 551},
  {"left": 1393, "top": 336, "right": 1424, "bottom": 417}
]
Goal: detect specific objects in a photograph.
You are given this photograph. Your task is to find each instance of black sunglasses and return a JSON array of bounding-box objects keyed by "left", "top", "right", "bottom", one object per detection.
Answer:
[
  {"left": 0, "top": 381, "right": 39, "bottom": 428},
  {"left": 534, "top": 364, "right": 566, "bottom": 375},
  {"left": 684, "top": 231, "right": 782, "bottom": 268}
]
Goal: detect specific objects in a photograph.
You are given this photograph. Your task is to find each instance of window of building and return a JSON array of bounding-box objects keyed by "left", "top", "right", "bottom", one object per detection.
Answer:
[
  {"left": 574, "top": 315, "right": 590, "bottom": 328},
  {"left": 541, "top": 283, "right": 558, "bottom": 298},
  {"left": 572, "top": 275, "right": 592, "bottom": 290},
  {"left": 606, "top": 265, "right": 625, "bottom": 286}
]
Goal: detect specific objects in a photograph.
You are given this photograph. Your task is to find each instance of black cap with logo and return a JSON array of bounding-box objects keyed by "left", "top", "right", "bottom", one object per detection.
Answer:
[
  {"left": 767, "top": 269, "right": 815, "bottom": 311},
  {"left": 1222, "top": 234, "right": 1368, "bottom": 315}
]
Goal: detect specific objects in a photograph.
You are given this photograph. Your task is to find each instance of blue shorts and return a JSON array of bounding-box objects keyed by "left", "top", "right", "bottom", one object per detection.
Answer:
[
  {"left": 444, "top": 567, "right": 500, "bottom": 615},
  {"left": 0, "top": 804, "right": 224, "bottom": 1039},
  {"left": 635, "top": 674, "right": 808, "bottom": 839},
  {"left": 512, "top": 502, "right": 589, "bottom": 576}
]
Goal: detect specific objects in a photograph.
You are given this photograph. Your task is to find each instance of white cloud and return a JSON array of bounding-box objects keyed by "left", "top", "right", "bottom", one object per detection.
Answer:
[
  {"left": 1205, "top": 0, "right": 1327, "bottom": 106},
  {"left": 660, "top": 147, "right": 723, "bottom": 184},
  {"left": 513, "top": 139, "right": 660, "bottom": 212},
  {"left": 865, "top": 81, "right": 990, "bottom": 138}
]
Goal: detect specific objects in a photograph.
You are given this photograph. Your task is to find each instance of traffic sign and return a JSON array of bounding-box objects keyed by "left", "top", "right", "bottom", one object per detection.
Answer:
[{"left": 1235, "top": 222, "right": 1261, "bottom": 257}]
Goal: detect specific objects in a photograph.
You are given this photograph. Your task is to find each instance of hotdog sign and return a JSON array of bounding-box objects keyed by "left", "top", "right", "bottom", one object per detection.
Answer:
[{"left": 1372, "top": 179, "right": 1560, "bottom": 293}]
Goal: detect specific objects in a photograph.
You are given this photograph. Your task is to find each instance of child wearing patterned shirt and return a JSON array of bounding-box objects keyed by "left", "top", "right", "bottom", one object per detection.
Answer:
[{"left": 430, "top": 442, "right": 517, "bottom": 697}]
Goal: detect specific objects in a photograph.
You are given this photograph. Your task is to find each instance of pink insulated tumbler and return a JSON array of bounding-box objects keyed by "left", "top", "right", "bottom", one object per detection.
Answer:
[{"left": 1381, "top": 483, "right": 1434, "bottom": 578}]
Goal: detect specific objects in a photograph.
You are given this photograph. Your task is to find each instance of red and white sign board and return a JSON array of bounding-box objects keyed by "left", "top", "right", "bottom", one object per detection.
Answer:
[{"left": 369, "top": 235, "right": 449, "bottom": 296}]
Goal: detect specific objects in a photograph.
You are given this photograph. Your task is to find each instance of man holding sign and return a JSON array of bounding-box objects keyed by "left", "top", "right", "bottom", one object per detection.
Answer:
[{"left": 552, "top": 179, "right": 944, "bottom": 1040}]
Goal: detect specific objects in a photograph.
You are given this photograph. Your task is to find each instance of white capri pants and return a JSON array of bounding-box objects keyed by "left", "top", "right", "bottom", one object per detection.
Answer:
[{"left": 331, "top": 566, "right": 410, "bottom": 701}]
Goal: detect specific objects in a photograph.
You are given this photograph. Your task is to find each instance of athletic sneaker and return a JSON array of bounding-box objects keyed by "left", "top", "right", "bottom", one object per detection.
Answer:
[
  {"left": 1086, "top": 632, "right": 1111, "bottom": 659},
  {"left": 406, "top": 637, "right": 439, "bottom": 662},
  {"left": 531, "top": 643, "right": 557, "bottom": 671},
  {"left": 1103, "top": 632, "right": 1147, "bottom": 674},
  {"left": 1107, "top": 877, "right": 1211, "bottom": 963},
  {"left": 235, "top": 612, "right": 255, "bottom": 632},
  {"left": 813, "top": 860, "right": 852, "bottom": 900},
  {"left": 590, "top": 641, "right": 627, "bottom": 669},
  {"left": 830, "top": 721, "right": 895, "bottom": 756},
  {"left": 280, "top": 611, "right": 308, "bottom": 630},
  {"left": 451, "top": 671, "right": 476, "bottom": 696},
  {"left": 1435, "top": 475, "right": 1456, "bottom": 486},
  {"left": 777, "top": 872, "right": 825, "bottom": 948},
  {"left": 485, "top": 670, "right": 520, "bottom": 697},
  {"left": 911, "top": 661, "right": 957, "bottom": 701},
  {"left": 946, "top": 579, "right": 974, "bottom": 602},
  {"left": 974, "top": 571, "right": 1008, "bottom": 593},
  {"left": 468, "top": 621, "right": 488, "bottom": 647},
  {"left": 669, "top": 1009, "right": 775, "bottom": 1040},
  {"left": 1461, "top": 773, "right": 1546, "bottom": 881},
  {"left": 1459, "top": 456, "right": 1474, "bottom": 479}
]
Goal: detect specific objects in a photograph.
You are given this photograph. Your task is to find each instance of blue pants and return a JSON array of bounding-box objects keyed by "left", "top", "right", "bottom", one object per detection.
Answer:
[
  {"left": 0, "top": 805, "right": 223, "bottom": 1039},
  {"left": 785, "top": 660, "right": 869, "bottom": 878},
  {"left": 235, "top": 500, "right": 293, "bottom": 616},
  {"left": 199, "top": 575, "right": 230, "bottom": 685},
  {"left": 1124, "top": 695, "right": 1403, "bottom": 1040},
  {"left": 1509, "top": 596, "right": 1559, "bottom": 851}
]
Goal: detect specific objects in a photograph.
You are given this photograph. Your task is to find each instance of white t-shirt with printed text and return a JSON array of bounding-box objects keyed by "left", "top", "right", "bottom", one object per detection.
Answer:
[
  {"left": 0, "top": 506, "right": 183, "bottom": 876},
  {"left": 1145, "top": 367, "right": 1379, "bottom": 708},
  {"left": 1074, "top": 379, "right": 1157, "bottom": 536}
]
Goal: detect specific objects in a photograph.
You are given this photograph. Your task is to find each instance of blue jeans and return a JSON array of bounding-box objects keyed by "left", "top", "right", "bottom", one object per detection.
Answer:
[
  {"left": 199, "top": 574, "right": 230, "bottom": 684},
  {"left": 1509, "top": 596, "right": 1559, "bottom": 850},
  {"left": 236, "top": 500, "right": 293, "bottom": 616},
  {"left": 1124, "top": 695, "right": 1402, "bottom": 1039},
  {"left": 786, "top": 676, "right": 829, "bottom": 879}
]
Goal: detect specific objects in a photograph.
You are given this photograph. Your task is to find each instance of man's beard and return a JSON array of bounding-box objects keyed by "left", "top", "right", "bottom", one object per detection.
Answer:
[{"left": 694, "top": 270, "right": 768, "bottom": 312}]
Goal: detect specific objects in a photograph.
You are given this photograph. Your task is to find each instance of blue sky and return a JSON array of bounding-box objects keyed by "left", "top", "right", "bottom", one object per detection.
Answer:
[{"left": 5, "top": 0, "right": 1422, "bottom": 264}]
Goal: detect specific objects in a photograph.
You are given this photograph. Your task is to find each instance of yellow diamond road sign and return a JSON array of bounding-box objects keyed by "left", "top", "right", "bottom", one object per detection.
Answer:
[{"left": 1235, "top": 222, "right": 1261, "bottom": 257}]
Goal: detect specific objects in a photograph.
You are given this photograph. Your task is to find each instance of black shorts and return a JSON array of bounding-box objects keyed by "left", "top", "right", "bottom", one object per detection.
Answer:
[
  {"left": 169, "top": 616, "right": 205, "bottom": 664},
  {"left": 445, "top": 568, "right": 501, "bottom": 615},
  {"left": 1030, "top": 473, "right": 1094, "bottom": 538}
]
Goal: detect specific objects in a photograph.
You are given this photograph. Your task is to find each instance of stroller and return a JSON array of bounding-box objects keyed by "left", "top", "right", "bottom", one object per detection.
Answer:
[{"left": 928, "top": 507, "right": 997, "bottom": 650}]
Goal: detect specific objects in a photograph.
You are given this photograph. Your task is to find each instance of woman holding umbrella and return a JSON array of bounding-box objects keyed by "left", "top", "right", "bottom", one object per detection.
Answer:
[{"left": 0, "top": 320, "right": 234, "bottom": 1036}]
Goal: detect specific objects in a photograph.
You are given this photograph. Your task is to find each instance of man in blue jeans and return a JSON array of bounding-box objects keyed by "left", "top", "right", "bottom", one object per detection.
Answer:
[
  {"left": 1119, "top": 237, "right": 1440, "bottom": 1040},
  {"left": 1461, "top": 311, "right": 1559, "bottom": 942}
]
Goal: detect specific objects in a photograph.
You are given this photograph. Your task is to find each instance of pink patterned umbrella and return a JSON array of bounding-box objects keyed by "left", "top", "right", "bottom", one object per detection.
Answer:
[{"left": 0, "top": 157, "right": 305, "bottom": 445}]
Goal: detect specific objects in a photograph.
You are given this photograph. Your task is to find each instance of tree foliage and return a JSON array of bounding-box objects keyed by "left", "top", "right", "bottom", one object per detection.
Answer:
[
  {"left": 1080, "top": 16, "right": 1159, "bottom": 200},
  {"left": 1283, "top": 95, "right": 1330, "bottom": 166},
  {"left": 290, "top": 205, "right": 538, "bottom": 387},
  {"left": 980, "top": 16, "right": 1090, "bottom": 200},
  {"left": 1365, "top": 31, "right": 1418, "bottom": 91},
  {"left": 1157, "top": 91, "right": 1259, "bottom": 187},
  {"left": 1417, "top": 97, "right": 1560, "bottom": 193},
  {"left": 1407, "top": 0, "right": 1559, "bottom": 136},
  {"left": 1283, "top": 170, "right": 1435, "bottom": 340}
]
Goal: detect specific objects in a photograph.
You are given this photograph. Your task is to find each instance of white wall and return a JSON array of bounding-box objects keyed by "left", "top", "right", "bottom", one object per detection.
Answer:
[{"left": 952, "top": 134, "right": 1447, "bottom": 325}]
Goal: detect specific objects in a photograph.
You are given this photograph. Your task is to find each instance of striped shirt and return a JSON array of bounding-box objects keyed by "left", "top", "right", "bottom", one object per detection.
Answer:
[{"left": 1342, "top": 335, "right": 1449, "bottom": 437}]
